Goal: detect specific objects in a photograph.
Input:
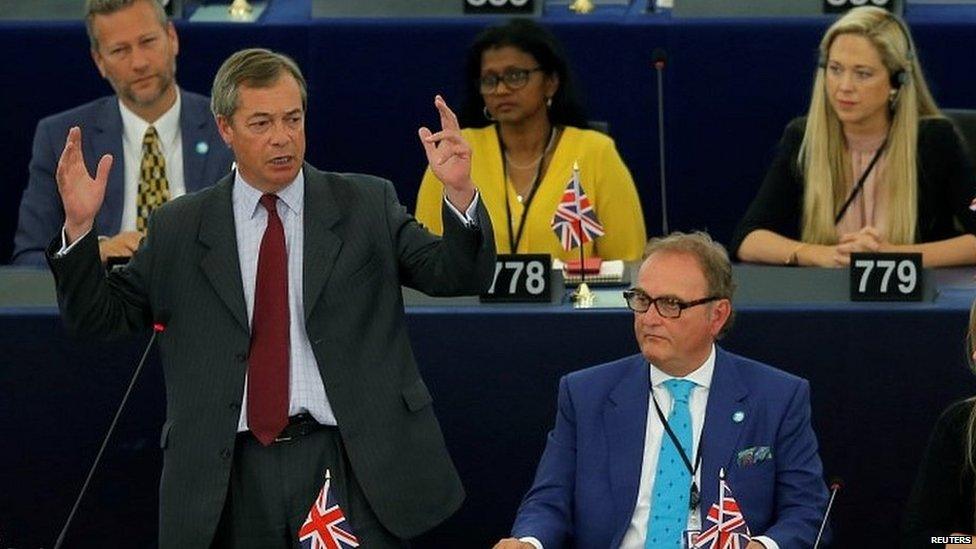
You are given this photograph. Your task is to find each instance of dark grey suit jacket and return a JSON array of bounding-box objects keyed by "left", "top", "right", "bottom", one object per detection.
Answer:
[
  {"left": 48, "top": 165, "right": 496, "bottom": 547},
  {"left": 14, "top": 89, "right": 234, "bottom": 266}
]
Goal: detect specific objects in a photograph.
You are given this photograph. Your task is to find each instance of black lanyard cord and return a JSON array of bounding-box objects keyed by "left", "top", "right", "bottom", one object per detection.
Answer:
[
  {"left": 834, "top": 139, "right": 887, "bottom": 225},
  {"left": 499, "top": 126, "right": 555, "bottom": 253}
]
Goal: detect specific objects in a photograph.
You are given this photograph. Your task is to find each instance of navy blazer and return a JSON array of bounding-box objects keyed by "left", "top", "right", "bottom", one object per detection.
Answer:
[
  {"left": 511, "top": 348, "right": 829, "bottom": 548},
  {"left": 12, "top": 89, "right": 233, "bottom": 266}
]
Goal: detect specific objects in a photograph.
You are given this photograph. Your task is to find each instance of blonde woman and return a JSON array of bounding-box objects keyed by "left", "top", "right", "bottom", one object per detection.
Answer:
[
  {"left": 732, "top": 7, "right": 976, "bottom": 267},
  {"left": 902, "top": 301, "right": 976, "bottom": 546}
]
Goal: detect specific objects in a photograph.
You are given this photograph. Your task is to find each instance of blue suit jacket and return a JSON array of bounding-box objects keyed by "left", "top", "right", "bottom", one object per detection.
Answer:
[
  {"left": 511, "top": 348, "right": 828, "bottom": 548},
  {"left": 12, "top": 90, "right": 233, "bottom": 266}
]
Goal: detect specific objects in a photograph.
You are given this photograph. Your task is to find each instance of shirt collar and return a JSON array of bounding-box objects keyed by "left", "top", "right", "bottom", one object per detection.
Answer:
[
  {"left": 649, "top": 345, "right": 716, "bottom": 390},
  {"left": 233, "top": 168, "right": 305, "bottom": 219},
  {"left": 119, "top": 87, "right": 182, "bottom": 152}
]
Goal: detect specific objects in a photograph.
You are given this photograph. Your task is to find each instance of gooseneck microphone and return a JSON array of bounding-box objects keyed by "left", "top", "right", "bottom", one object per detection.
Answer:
[
  {"left": 813, "top": 477, "right": 843, "bottom": 549},
  {"left": 54, "top": 315, "right": 168, "bottom": 549},
  {"left": 651, "top": 47, "right": 669, "bottom": 235}
]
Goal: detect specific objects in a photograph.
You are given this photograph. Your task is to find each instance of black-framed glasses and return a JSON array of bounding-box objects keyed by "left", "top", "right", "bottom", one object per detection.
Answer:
[
  {"left": 479, "top": 67, "right": 543, "bottom": 94},
  {"left": 622, "top": 289, "right": 721, "bottom": 318}
]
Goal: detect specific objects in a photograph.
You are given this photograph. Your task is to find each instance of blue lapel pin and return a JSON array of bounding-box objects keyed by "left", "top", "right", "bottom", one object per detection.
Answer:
[
  {"left": 195, "top": 141, "right": 209, "bottom": 155},
  {"left": 732, "top": 410, "right": 745, "bottom": 423}
]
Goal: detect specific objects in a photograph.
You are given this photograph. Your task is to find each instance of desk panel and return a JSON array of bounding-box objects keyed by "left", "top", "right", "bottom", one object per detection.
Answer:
[{"left": 2, "top": 268, "right": 975, "bottom": 546}]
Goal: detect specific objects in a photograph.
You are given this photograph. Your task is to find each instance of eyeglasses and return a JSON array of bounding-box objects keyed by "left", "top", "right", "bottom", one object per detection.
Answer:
[
  {"left": 479, "top": 67, "right": 543, "bottom": 94},
  {"left": 622, "top": 289, "right": 721, "bottom": 318}
]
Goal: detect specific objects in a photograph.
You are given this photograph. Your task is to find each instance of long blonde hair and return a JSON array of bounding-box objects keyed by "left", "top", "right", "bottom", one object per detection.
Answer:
[{"left": 799, "top": 6, "right": 941, "bottom": 245}]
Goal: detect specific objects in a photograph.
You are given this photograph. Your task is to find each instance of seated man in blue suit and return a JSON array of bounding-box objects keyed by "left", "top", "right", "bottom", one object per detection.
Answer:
[
  {"left": 12, "top": 0, "right": 232, "bottom": 266},
  {"left": 495, "top": 232, "right": 829, "bottom": 549}
]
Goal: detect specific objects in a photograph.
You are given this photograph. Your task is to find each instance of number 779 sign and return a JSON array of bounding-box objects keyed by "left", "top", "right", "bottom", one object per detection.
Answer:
[{"left": 849, "top": 253, "right": 923, "bottom": 302}]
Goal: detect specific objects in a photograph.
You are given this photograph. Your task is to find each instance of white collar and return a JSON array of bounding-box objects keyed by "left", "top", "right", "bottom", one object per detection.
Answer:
[
  {"left": 119, "top": 88, "right": 182, "bottom": 152},
  {"left": 648, "top": 345, "right": 716, "bottom": 390}
]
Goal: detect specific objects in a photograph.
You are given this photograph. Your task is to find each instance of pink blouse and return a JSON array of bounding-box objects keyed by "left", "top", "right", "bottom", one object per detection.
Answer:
[{"left": 836, "top": 130, "right": 889, "bottom": 238}]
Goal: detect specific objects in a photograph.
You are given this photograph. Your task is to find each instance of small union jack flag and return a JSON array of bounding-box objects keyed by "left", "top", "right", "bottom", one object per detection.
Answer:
[
  {"left": 298, "top": 469, "right": 360, "bottom": 549},
  {"left": 550, "top": 163, "right": 605, "bottom": 251},
  {"left": 695, "top": 469, "right": 751, "bottom": 549}
]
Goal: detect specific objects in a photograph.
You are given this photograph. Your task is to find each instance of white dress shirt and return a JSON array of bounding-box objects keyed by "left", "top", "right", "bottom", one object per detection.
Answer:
[
  {"left": 617, "top": 347, "right": 715, "bottom": 548},
  {"left": 117, "top": 91, "right": 186, "bottom": 233},
  {"left": 524, "top": 346, "right": 778, "bottom": 549}
]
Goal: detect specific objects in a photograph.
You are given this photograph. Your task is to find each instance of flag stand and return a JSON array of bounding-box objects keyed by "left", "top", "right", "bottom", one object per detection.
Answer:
[{"left": 570, "top": 160, "right": 595, "bottom": 308}]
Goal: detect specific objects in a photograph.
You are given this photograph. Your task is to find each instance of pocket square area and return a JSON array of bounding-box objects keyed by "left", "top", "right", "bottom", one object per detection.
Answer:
[{"left": 737, "top": 446, "right": 773, "bottom": 467}]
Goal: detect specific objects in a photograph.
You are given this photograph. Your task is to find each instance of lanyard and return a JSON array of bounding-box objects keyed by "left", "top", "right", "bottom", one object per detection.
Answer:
[
  {"left": 651, "top": 384, "right": 703, "bottom": 512},
  {"left": 499, "top": 126, "right": 554, "bottom": 253},
  {"left": 834, "top": 138, "right": 888, "bottom": 225}
]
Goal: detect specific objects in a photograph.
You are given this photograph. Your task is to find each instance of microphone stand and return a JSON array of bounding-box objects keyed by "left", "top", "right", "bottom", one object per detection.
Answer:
[
  {"left": 813, "top": 479, "right": 843, "bottom": 549},
  {"left": 54, "top": 322, "right": 166, "bottom": 549},
  {"left": 653, "top": 48, "right": 669, "bottom": 235}
]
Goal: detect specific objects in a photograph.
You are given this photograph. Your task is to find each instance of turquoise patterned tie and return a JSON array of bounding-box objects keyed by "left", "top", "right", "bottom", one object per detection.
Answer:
[{"left": 646, "top": 379, "right": 696, "bottom": 549}]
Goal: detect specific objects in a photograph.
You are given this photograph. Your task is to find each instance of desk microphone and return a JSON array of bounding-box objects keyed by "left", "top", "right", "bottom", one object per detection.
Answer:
[
  {"left": 651, "top": 47, "right": 669, "bottom": 235},
  {"left": 54, "top": 314, "right": 168, "bottom": 549},
  {"left": 813, "top": 477, "right": 843, "bottom": 549}
]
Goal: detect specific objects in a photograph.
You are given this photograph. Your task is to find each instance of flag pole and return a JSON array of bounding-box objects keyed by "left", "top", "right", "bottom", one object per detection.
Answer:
[
  {"left": 718, "top": 468, "right": 726, "bottom": 542},
  {"left": 575, "top": 161, "right": 586, "bottom": 285},
  {"left": 571, "top": 160, "right": 594, "bottom": 308}
]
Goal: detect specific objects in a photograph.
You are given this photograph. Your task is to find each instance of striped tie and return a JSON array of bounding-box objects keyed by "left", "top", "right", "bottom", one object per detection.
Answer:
[{"left": 136, "top": 125, "right": 170, "bottom": 232}]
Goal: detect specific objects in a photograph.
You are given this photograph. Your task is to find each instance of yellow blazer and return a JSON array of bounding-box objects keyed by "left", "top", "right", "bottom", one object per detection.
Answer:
[{"left": 416, "top": 125, "right": 647, "bottom": 261}]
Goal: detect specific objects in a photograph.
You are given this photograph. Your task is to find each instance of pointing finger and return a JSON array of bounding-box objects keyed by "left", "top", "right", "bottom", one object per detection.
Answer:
[{"left": 434, "top": 95, "right": 460, "bottom": 131}]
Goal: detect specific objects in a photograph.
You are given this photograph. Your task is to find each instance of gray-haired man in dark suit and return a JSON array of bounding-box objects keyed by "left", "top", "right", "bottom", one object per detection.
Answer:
[{"left": 48, "top": 47, "right": 495, "bottom": 548}]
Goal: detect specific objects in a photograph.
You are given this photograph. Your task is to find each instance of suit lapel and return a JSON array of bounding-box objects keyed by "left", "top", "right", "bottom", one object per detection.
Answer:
[
  {"left": 179, "top": 90, "right": 217, "bottom": 192},
  {"left": 604, "top": 356, "right": 651, "bottom": 545},
  {"left": 700, "top": 348, "right": 750, "bottom": 509},
  {"left": 302, "top": 166, "right": 342, "bottom": 321},
  {"left": 90, "top": 97, "right": 125, "bottom": 236},
  {"left": 198, "top": 174, "right": 248, "bottom": 332}
]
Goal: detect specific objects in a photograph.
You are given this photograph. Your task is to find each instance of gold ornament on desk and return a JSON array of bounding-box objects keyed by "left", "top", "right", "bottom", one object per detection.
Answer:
[
  {"left": 569, "top": 0, "right": 595, "bottom": 14},
  {"left": 572, "top": 282, "right": 595, "bottom": 308},
  {"left": 228, "top": 0, "right": 252, "bottom": 19}
]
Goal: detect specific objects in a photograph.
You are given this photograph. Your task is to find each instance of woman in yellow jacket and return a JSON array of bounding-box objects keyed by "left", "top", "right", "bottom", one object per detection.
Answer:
[{"left": 416, "top": 19, "right": 646, "bottom": 262}]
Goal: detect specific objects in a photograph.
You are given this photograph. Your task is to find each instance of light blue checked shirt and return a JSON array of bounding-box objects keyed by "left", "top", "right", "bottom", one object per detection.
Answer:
[
  {"left": 232, "top": 169, "right": 336, "bottom": 430},
  {"left": 232, "top": 168, "right": 480, "bottom": 431},
  {"left": 59, "top": 167, "right": 479, "bottom": 431}
]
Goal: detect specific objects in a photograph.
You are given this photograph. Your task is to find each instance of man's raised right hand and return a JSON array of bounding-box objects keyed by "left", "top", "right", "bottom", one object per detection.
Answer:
[{"left": 56, "top": 126, "right": 113, "bottom": 244}]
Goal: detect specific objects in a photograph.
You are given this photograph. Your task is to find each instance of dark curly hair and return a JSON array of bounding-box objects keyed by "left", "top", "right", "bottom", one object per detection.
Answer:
[{"left": 459, "top": 18, "right": 589, "bottom": 129}]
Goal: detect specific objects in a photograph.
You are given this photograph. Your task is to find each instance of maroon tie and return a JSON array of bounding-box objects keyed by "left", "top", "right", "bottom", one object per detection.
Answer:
[{"left": 247, "top": 194, "right": 290, "bottom": 446}]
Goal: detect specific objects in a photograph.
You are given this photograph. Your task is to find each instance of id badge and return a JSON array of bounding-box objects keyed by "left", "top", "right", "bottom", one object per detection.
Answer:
[{"left": 683, "top": 507, "right": 702, "bottom": 548}]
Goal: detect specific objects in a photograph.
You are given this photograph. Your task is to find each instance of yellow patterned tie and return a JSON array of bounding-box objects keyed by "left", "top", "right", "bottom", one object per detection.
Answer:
[{"left": 137, "top": 126, "right": 170, "bottom": 232}]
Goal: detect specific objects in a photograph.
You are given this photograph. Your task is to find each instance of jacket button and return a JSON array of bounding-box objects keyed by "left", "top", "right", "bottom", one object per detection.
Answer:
[
  {"left": 236, "top": 352, "right": 248, "bottom": 362},
  {"left": 229, "top": 402, "right": 240, "bottom": 410},
  {"left": 220, "top": 448, "right": 232, "bottom": 460}
]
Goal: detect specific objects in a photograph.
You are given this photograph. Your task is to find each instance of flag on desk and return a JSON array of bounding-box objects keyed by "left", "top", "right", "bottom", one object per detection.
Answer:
[
  {"left": 550, "top": 163, "right": 604, "bottom": 251},
  {"left": 298, "top": 469, "right": 360, "bottom": 549},
  {"left": 694, "top": 468, "right": 751, "bottom": 549}
]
